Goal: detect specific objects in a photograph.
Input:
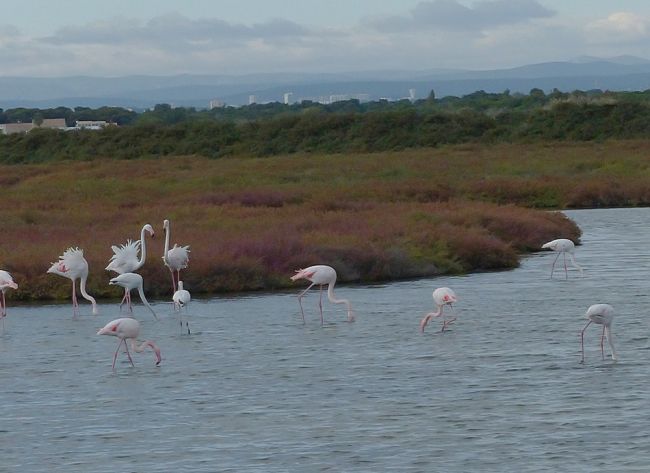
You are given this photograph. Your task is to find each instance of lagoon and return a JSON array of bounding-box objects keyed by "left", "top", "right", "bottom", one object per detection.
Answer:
[{"left": 2, "top": 207, "right": 650, "bottom": 472}]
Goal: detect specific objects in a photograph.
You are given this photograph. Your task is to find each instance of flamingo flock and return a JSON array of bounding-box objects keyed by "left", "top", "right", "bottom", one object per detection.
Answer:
[{"left": 0, "top": 228, "right": 618, "bottom": 369}]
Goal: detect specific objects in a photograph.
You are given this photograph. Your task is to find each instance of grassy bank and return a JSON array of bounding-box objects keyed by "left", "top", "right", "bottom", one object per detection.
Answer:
[{"left": 8, "top": 139, "right": 646, "bottom": 300}]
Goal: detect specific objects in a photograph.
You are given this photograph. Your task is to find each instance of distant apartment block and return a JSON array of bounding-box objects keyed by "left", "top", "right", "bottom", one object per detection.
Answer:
[{"left": 0, "top": 118, "right": 67, "bottom": 135}]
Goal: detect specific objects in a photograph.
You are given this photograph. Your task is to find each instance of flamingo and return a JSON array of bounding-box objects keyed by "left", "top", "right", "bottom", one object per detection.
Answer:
[
  {"left": 0, "top": 270, "right": 18, "bottom": 329},
  {"left": 542, "top": 238, "right": 583, "bottom": 279},
  {"left": 420, "top": 287, "right": 457, "bottom": 333},
  {"left": 580, "top": 304, "right": 618, "bottom": 363},
  {"left": 290, "top": 265, "right": 354, "bottom": 325},
  {"left": 97, "top": 318, "right": 161, "bottom": 370},
  {"left": 162, "top": 219, "right": 190, "bottom": 293},
  {"left": 173, "top": 280, "right": 191, "bottom": 335},
  {"left": 109, "top": 273, "right": 158, "bottom": 319},
  {"left": 106, "top": 224, "right": 155, "bottom": 310},
  {"left": 47, "top": 248, "right": 98, "bottom": 316}
]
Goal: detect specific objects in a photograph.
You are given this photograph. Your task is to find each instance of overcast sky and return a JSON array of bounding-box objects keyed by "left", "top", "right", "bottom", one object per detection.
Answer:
[{"left": 1, "top": 0, "right": 650, "bottom": 77}]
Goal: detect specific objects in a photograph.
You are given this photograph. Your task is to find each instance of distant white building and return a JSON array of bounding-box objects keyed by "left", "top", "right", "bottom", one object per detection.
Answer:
[
  {"left": 248, "top": 95, "right": 257, "bottom": 105},
  {"left": 75, "top": 120, "right": 110, "bottom": 130},
  {"left": 0, "top": 118, "right": 67, "bottom": 135},
  {"left": 209, "top": 99, "right": 225, "bottom": 109},
  {"left": 283, "top": 92, "right": 293, "bottom": 105}
]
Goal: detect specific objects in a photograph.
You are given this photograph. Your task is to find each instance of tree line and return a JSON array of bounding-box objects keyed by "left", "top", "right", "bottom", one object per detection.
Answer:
[{"left": 1, "top": 89, "right": 650, "bottom": 163}]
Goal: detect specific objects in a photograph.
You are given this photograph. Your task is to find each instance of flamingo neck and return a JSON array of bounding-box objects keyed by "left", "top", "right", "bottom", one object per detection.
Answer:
[
  {"left": 137, "top": 225, "right": 149, "bottom": 268},
  {"left": 327, "top": 282, "right": 353, "bottom": 320},
  {"left": 130, "top": 339, "right": 162, "bottom": 365},
  {"left": 79, "top": 273, "right": 98, "bottom": 315},
  {"left": 163, "top": 223, "right": 171, "bottom": 265},
  {"left": 137, "top": 283, "right": 158, "bottom": 319}
]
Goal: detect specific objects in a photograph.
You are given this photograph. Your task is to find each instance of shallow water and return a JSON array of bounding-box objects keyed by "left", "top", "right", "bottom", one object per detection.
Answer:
[{"left": 2, "top": 207, "right": 650, "bottom": 472}]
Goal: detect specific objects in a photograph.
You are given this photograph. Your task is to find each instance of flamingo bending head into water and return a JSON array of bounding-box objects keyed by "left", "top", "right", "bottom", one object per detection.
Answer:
[
  {"left": 97, "top": 317, "right": 161, "bottom": 370},
  {"left": 106, "top": 224, "right": 155, "bottom": 310},
  {"left": 290, "top": 265, "right": 354, "bottom": 325},
  {"left": 47, "top": 248, "right": 98, "bottom": 316},
  {"left": 109, "top": 273, "right": 158, "bottom": 320},
  {"left": 580, "top": 303, "right": 617, "bottom": 363},
  {"left": 542, "top": 238, "right": 583, "bottom": 279},
  {"left": 0, "top": 270, "right": 18, "bottom": 326},
  {"left": 162, "top": 219, "right": 190, "bottom": 293},
  {"left": 420, "top": 287, "right": 457, "bottom": 333}
]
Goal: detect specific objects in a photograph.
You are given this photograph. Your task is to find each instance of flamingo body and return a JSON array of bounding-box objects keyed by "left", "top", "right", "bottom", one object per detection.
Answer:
[
  {"left": 173, "top": 281, "right": 191, "bottom": 310},
  {"left": 542, "top": 238, "right": 583, "bottom": 279},
  {"left": 98, "top": 317, "right": 161, "bottom": 369},
  {"left": 420, "top": 287, "right": 458, "bottom": 333},
  {"left": 109, "top": 273, "right": 158, "bottom": 319},
  {"left": 162, "top": 219, "right": 190, "bottom": 293},
  {"left": 581, "top": 303, "right": 617, "bottom": 363},
  {"left": 0, "top": 270, "right": 18, "bottom": 319},
  {"left": 290, "top": 264, "right": 354, "bottom": 325},
  {"left": 47, "top": 248, "right": 97, "bottom": 316}
]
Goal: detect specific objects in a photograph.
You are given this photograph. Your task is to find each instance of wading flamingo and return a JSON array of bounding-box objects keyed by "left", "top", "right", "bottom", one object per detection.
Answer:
[
  {"left": 290, "top": 265, "right": 354, "bottom": 325},
  {"left": 0, "top": 270, "right": 18, "bottom": 329},
  {"left": 542, "top": 239, "right": 583, "bottom": 279},
  {"left": 173, "top": 280, "right": 191, "bottom": 335},
  {"left": 98, "top": 317, "right": 161, "bottom": 370},
  {"left": 106, "top": 224, "right": 155, "bottom": 310},
  {"left": 580, "top": 303, "right": 618, "bottom": 363},
  {"left": 109, "top": 273, "right": 158, "bottom": 319},
  {"left": 420, "top": 287, "right": 457, "bottom": 333},
  {"left": 47, "top": 248, "right": 98, "bottom": 316},
  {"left": 162, "top": 219, "right": 190, "bottom": 293}
]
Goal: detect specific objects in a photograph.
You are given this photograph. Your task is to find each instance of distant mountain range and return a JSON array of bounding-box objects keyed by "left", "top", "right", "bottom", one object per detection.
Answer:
[{"left": 1, "top": 56, "right": 650, "bottom": 110}]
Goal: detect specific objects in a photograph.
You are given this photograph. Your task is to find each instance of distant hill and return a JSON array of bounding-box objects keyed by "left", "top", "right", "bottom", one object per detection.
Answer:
[{"left": 1, "top": 56, "right": 650, "bottom": 109}]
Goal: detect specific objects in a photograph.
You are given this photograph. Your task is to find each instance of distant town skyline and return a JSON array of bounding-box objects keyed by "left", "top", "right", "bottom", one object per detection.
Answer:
[{"left": 1, "top": 0, "right": 650, "bottom": 77}]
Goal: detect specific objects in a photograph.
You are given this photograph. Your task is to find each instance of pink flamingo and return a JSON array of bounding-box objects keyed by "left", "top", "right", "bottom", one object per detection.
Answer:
[
  {"left": 97, "top": 317, "right": 161, "bottom": 370},
  {"left": 542, "top": 238, "right": 583, "bottom": 279},
  {"left": 162, "top": 219, "right": 190, "bottom": 293},
  {"left": 109, "top": 273, "right": 158, "bottom": 319},
  {"left": 290, "top": 265, "right": 354, "bottom": 325},
  {"left": 580, "top": 304, "right": 618, "bottom": 363},
  {"left": 106, "top": 224, "right": 155, "bottom": 310},
  {"left": 47, "top": 248, "right": 98, "bottom": 316},
  {"left": 420, "top": 287, "right": 457, "bottom": 333},
  {"left": 173, "top": 281, "right": 192, "bottom": 334},
  {"left": 0, "top": 270, "right": 18, "bottom": 328}
]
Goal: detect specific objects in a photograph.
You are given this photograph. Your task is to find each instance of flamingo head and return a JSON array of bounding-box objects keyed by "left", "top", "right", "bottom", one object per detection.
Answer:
[
  {"left": 144, "top": 224, "right": 155, "bottom": 238},
  {"left": 163, "top": 219, "right": 169, "bottom": 232},
  {"left": 46, "top": 261, "right": 68, "bottom": 275}
]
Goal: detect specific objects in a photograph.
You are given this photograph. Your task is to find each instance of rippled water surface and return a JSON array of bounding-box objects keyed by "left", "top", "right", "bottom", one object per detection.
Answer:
[{"left": 3, "top": 208, "right": 650, "bottom": 472}]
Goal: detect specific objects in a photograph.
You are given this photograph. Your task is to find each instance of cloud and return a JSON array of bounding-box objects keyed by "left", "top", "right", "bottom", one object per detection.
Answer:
[
  {"left": 585, "top": 12, "right": 649, "bottom": 44},
  {"left": 44, "top": 13, "right": 310, "bottom": 48},
  {"left": 366, "top": 0, "right": 555, "bottom": 32}
]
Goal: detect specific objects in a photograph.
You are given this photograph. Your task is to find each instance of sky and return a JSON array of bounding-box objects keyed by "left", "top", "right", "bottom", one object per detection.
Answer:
[{"left": 1, "top": 0, "right": 650, "bottom": 77}]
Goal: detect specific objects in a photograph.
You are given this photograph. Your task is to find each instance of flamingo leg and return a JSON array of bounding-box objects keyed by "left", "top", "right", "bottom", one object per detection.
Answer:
[
  {"left": 580, "top": 320, "right": 592, "bottom": 363},
  {"left": 112, "top": 339, "right": 125, "bottom": 369},
  {"left": 600, "top": 326, "right": 606, "bottom": 360},
  {"left": 550, "top": 252, "right": 560, "bottom": 279},
  {"left": 563, "top": 252, "right": 568, "bottom": 280},
  {"left": 124, "top": 341, "right": 135, "bottom": 367},
  {"left": 1, "top": 291, "right": 5, "bottom": 317},
  {"left": 72, "top": 280, "right": 79, "bottom": 316},
  {"left": 319, "top": 285, "right": 324, "bottom": 326},
  {"left": 296, "top": 282, "right": 315, "bottom": 324},
  {"left": 169, "top": 270, "right": 177, "bottom": 293},
  {"left": 119, "top": 289, "right": 128, "bottom": 311},
  {"left": 127, "top": 291, "right": 133, "bottom": 314}
]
